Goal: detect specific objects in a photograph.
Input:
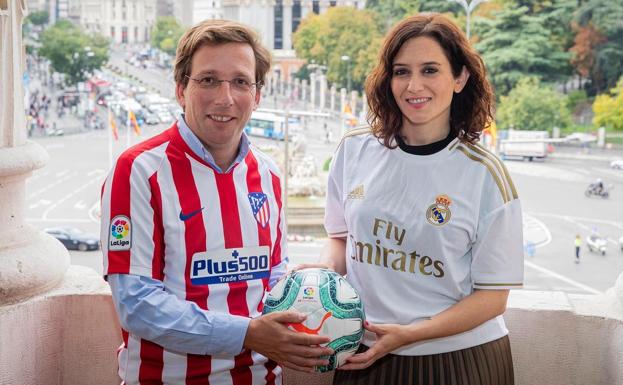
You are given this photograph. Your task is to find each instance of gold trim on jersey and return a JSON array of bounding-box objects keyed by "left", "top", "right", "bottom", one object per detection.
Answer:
[
  {"left": 335, "top": 126, "right": 372, "bottom": 153},
  {"left": 474, "top": 282, "right": 523, "bottom": 287},
  {"left": 328, "top": 231, "right": 348, "bottom": 238},
  {"left": 456, "top": 146, "right": 510, "bottom": 203},
  {"left": 468, "top": 143, "right": 518, "bottom": 200},
  {"left": 448, "top": 138, "right": 460, "bottom": 151}
]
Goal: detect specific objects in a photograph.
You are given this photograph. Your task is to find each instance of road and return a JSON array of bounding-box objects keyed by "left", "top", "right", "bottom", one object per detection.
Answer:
[{"left": 25, "top": 127, "right": 623, "bottom": 295}]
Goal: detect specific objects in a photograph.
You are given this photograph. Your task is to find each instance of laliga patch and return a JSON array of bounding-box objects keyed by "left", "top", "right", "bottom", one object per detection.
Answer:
[
  {"left": 190, "top": 246, "right": 270, "bottom": 285},
  {"left": 109, "top": 215, "right": 132, "bottom": 250},
  {"left": 426, "top": 194, "right": 452, "bottom": 226}
]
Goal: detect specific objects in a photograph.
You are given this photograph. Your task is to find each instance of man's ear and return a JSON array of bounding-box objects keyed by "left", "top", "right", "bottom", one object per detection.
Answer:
[
  {"left": 454, "top": 66, "right": 470, "bottom": 93},
  {"left": 253, "top": 87, "right": 262, "bottom": 111},
  {"left": 175, "top": 82, "right": 186, "bottom": 110}
]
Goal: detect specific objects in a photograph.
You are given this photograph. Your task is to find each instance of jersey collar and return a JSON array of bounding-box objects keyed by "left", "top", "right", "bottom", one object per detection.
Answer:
[{"left": 177, "top": 114, "right": 250, "bottom": 173}]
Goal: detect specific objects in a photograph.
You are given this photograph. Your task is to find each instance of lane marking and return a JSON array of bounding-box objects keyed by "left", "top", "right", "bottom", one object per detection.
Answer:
[
  {"left": 524, "top": 260, "right": 603, "bottom": 295},
  {"left": 41, "top": 175, "right": 105, "bottom": 220},
  {"left": 88, "top": 201, "right": 100, "bottom": 223},
  {"left": 28, "top": 171, "right": 78, "bottom": 199},
  {"left": 523, "top": 214, "right": 552, "bottom": 248}
]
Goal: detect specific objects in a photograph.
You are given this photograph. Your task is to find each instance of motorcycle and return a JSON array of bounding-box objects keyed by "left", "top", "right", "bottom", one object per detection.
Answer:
[
  {"left": 585, "top": 183, "right": 613, "bottom": 199},
  {"left": 586, "top": 234, "right": 607, "bottom": 256}
]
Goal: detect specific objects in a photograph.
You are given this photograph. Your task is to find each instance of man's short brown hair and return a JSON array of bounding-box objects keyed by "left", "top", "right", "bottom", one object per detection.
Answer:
[{"left": 174, "top": 20, "right": 272, "bottom": 88}]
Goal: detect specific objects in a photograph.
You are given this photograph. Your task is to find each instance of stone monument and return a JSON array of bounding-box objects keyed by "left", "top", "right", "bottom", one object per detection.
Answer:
[{"left": 0, "top": 0, "right": 69, "bottom": 305}]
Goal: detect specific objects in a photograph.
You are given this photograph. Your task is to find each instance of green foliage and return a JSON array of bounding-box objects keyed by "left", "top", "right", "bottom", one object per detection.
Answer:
[
  {"left": 574, "top": 0, "right": 623, "bottom": 94},
  {"left": 293, "top": 7, "right": 383, "bottom": 91},
  {"left": 565, "top": 89, "right": 588, "bottom": 111},
  {"left": 26, "top": 10, "right": 49, "bottom": 26},
  {"left": 593, "top": 77, "right": 623, "bottom": 131},
  {"left": 474, "top": 6, "right": 572, "bottom": 96},
  {"left": 366, "top": 0, "right": 462, "bottom": 31},
  {"left": 497, "top": 77, "right": 571, "bottom": 131},
  {"left": 38, "top": 20, "right": 109, "bottom": 85},
  {"left": 151, "top": 17, "right": 185, "bottom": 56}
]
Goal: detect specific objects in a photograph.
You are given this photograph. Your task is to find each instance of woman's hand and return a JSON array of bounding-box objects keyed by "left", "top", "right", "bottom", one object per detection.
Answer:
[
  {"left": 339, "top": 322, "right": 412, "bottom": 370},
  {"left": 289, "top": 263, "right": 335, "bottom": 272}
]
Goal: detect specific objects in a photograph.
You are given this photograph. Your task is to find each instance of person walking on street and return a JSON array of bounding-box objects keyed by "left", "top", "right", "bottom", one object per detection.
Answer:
[{"left": 575, "top": 235, "right": 582, "bottom": 263}]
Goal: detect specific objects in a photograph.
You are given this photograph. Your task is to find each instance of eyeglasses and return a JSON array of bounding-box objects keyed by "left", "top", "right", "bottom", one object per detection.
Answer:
[{"left": 185, "top": 75, "right": 263, "bottom": 93}]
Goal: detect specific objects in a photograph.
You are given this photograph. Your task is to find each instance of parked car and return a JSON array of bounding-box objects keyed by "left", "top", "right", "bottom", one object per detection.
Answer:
[
  {"left": 143, "top": 112, "right": 160, "bottom": 125},
  {"left": 610, "top": 160, "right": 623, "bottom": 170},
  {"left": 619, "top": 236, "right": 623, "bottom": 253},
  {"left": 44, "top": 227, "right": 100, "bottom": 251}
]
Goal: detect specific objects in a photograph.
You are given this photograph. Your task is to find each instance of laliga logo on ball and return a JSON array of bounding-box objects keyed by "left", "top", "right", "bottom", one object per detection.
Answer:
[{"left": 262, "top": 268, "right": 365, "bottom": 372}]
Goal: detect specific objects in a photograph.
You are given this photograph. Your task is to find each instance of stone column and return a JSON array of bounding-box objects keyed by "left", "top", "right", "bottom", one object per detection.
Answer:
[
  {"left": 330, "top": 84, "right": 336, "bottom": 112},
  {"left": 319, "top": 73, "right": 326, "bottom": 111},
  {"left": 294, "top": 78, "right": 301, "bottom": 101},
  {"left": 309, "top": 72, "right": 316, "bottom": 109},
  {"left": 0, "top": 0, "right": 69, "bottom": 305},
  {"left": 301, "top": 79, "right": 308, "bottom": 103},
  {"left": 350, "top": 90, "right": 358, "bottom": 117},
  {"left": 283, "top": 0, "right": 293, "bottom": 50},
  {"left": 360, "top": 92, "right": 368, "bottom": 122}
]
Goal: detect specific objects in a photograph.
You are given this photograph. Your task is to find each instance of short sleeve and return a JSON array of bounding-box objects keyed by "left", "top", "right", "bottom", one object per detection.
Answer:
[
  {"left": 100, "top": 153, "right": 162, "bottom": 279},
  {"left": 324, "top": 142, "right": 348, "bottom": 238},
  {"left": 471, "top": 199, "right": 524, "bottom": 290}
]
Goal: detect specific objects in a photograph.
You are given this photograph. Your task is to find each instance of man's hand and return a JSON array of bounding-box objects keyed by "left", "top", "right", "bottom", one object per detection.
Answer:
[
  {"left": 244, "top": 311, "right": 334, "bottom": 372},
  {"left": 289, "top": 263, "right": 335, "bottom": 273}
]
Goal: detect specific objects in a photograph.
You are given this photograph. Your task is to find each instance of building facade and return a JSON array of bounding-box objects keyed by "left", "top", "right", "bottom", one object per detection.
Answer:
[
  {"left": 174, "top": 0, "right": 222, "bottom": 27},
  {"left": 75, "top": 0, "right": 157, "bottom": 44}
]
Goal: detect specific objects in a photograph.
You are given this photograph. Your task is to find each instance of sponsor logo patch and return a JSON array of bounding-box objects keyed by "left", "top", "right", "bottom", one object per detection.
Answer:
[
  {"left": 179, "top": 207, "right": 204, "bottom": 221},
  {"left": 190, "top": 246, "right": 270, "bottom": 285},
  {"left": 109, "top": 215, "right": 131, "bottom": 250},
  {"left": 347, "top": 184, "right": 365, "bottom": 199}
]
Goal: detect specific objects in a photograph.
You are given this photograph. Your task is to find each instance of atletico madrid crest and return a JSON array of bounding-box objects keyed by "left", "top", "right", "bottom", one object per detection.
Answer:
[{"left": 248, "top": 192, "right": 270, "bottom": 228}]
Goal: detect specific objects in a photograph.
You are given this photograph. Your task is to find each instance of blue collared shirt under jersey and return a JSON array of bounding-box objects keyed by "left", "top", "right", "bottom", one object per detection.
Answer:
[{"left": 109, "top": 116, "right": 288, "bottom": 355}]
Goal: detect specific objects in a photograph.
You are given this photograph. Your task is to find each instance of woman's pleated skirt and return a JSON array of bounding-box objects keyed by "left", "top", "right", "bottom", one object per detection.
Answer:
[{"left": 333, "top": 335, "right": 514, "bottom": 385}]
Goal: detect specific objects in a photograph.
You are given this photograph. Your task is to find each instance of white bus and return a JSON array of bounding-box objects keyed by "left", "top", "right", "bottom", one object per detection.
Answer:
[{"left": 244, "top": 111, "right": 300, "bottom": 140}]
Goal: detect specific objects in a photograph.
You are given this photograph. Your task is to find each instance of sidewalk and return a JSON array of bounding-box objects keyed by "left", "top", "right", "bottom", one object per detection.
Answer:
[{"left": 28, "top": 77, "right": 86, "bottom": 137}]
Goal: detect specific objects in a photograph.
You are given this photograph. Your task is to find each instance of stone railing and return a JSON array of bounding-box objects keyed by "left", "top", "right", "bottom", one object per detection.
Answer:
[{"left": 1, "top": 265, "right": 622, "bottom": 385}]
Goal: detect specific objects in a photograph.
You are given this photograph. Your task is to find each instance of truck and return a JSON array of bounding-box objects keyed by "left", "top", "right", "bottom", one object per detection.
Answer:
[{"left": 499, "top": 130, "right": 549, "bottom": 161}]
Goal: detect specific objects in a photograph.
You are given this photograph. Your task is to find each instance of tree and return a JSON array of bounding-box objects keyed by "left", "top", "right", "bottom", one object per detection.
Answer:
[
  {"left": 293, "top": 7, "right": 383, "bottom": 91},
  {"left": 151, "top": 17, "right": 185, "bottom": 56},
  {"left": 593, "top": 77, "right": 623, "bottom": 131},
  {"left": 573, "top": 0, "right": 623, "bottom": 94},
  {"left": 497, "top": 77, "right": 571, "bottom": 131},
  {"left": 474, "top": 6, "right": 571, "bottom": 96},
  {"left": 26, "top": 10, "right": 49, "bottom": 26},
  {"left": 38, "top": 20, "right": 109, "bottom": 85}
]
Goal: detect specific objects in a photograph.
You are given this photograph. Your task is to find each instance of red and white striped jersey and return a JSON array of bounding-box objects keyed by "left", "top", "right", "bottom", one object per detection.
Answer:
[{"left": 101, "top": 123, "right": 285, "bottom": 384}]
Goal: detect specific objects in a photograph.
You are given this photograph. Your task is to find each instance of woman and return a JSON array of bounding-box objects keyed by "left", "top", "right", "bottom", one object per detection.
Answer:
[{"left": 321, "top": 13, "right": 523, "bottom": 385}]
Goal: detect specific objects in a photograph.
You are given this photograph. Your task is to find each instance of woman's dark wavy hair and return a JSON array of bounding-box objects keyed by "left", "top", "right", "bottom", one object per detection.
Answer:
[{"left": 365, "top": 13, "right": 494, "bottom": 147}]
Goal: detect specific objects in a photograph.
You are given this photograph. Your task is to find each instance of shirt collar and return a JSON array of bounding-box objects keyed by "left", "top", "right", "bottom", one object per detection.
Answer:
[{"left": 177, "top": 114, "right": 250, "bottom": 173}]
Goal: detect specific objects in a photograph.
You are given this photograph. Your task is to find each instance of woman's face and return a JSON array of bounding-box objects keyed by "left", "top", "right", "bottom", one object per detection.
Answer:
[{"left": 390, "top": 36, "right": 468, "bottom": 137}]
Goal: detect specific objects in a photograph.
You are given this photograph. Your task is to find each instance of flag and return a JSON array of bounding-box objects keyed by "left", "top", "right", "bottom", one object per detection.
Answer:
[
  {"left": 128, "top": 110, "right": 141, "bottom": 136},
  {"left": 109, "top": 110, "right": 118, "bottom": 141}
]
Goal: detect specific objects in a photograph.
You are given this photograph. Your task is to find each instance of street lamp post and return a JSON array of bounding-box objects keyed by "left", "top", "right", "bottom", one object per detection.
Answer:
[
  {"left": 448, "top": 0, "right": 488, "bottom": 39},
  {"left": 341, "top": 55, "right": 351, "bottom": 93}
]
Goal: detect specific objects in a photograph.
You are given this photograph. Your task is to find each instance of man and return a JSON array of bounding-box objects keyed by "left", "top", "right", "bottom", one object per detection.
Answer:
[
  {"left": 100, "top": 20, "right": 332, "bottom": 385},
  {"left": 575, "top": 234, "right": 582, "bottom": 263}
]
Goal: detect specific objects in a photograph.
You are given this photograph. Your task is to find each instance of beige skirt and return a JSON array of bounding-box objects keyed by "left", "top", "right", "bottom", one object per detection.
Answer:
[{"left": 333, "top": 335, "right": 514, "bottom": 385}]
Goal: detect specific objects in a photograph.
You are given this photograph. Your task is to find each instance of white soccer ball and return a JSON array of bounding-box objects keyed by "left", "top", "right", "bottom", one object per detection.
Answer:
[{"left": 262, "top": 268, "right": 365, "bottom": 372}]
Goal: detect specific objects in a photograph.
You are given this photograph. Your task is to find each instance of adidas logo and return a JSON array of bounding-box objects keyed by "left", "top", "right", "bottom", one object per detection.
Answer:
[{"left": 347, "top": 184, "right": 365, "bottom": 199}]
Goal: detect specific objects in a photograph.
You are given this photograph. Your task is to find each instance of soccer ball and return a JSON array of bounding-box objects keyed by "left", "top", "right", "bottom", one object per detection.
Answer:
[{"left": 262, "top": 268, "right": 365, "bottom": 372}]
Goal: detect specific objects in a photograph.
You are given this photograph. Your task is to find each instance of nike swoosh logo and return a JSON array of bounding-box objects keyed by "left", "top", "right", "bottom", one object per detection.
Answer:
[{"left": 179, "top": 207, "right": 204, "bottom": 221}]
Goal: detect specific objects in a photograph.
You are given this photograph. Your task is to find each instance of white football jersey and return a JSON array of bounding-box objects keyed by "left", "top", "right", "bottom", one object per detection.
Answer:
[{"left": 325, "top": 128, "right": 524, "bottom": 355}]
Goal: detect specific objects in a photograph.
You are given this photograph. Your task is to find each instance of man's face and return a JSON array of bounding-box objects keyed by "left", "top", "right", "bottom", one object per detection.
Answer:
[{"left": 176, "top": 42, "right": 261, "bottom": 153}]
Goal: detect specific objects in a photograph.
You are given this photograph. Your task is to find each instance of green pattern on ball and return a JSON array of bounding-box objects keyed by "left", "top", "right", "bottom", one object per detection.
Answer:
[{"left": 262, "top": 268, "right": 365, "bottom": 372}]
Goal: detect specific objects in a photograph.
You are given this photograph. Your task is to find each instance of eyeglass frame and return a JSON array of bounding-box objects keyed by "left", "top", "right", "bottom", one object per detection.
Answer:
[{"left": 184, "top": 74, "right": 264, "bottom": 93}]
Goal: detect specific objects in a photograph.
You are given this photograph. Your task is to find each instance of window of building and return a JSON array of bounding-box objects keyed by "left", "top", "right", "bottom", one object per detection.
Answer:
[
  {"left": 274, "top": 0, "right": 283, "bottom": 49},
  {"left": 123, "top": 11, "right": 126, "bottom": 20},
  {"left": 134, "top": 26, "right": 138, "bottom": 41},
  {"left": 330, "top": 1, "right": 337, "bottom": 6},
  {"left": 292, "top": 0, "right": 301, "bottom": 33},
  {"left": 111, "top": 26, "right": 115, "bottom": 38},
  {"left": 122, "top": 26, "right": 128, "bottom": 43},
  {"left": 312, "top": 0, "right": 319, "bottom": 14}
]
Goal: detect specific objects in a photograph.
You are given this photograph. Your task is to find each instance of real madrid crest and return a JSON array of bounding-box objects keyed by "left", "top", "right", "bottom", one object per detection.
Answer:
[{"left": 426, "top": 194, "right": 452, "bottom": 226}]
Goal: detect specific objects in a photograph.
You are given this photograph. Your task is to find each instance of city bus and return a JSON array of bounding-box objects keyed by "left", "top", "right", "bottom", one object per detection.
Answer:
[{"left": 244, "top": 111, "right": 300, "bottom": 140}]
